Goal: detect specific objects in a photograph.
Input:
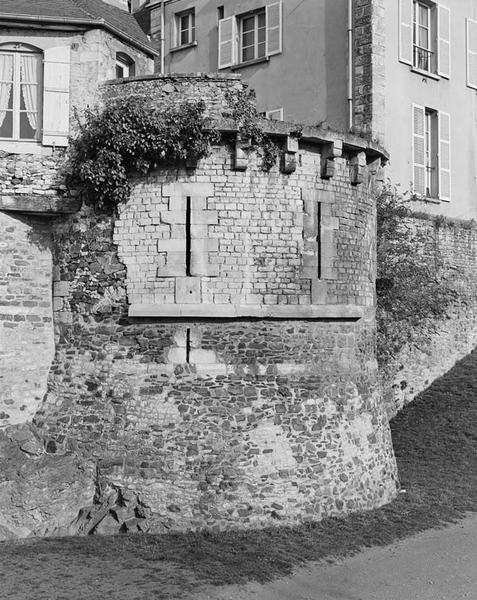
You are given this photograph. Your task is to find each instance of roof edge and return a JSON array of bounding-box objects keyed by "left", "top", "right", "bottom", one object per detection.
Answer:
[{"left": 0, "top": 12, "right": 158, "bottom": 57}]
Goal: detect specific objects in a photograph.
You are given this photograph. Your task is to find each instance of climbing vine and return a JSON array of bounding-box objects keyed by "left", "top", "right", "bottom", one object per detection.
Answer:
[
  {"left": 223, "top": 88, "right": 282, "bottom": 171},
  {"left": 376, "top": 187, "right": 465, "bottom": 366},
  {"left": 67, "top": 95, "right": 219, "bottom": 211},
  {"left": 67, "top": 89, "right": 298, "bottom": 211}
]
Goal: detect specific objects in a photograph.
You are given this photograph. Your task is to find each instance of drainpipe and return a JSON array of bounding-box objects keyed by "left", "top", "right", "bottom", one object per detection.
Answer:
[
  {"left": 347, "top": 0, "right": 354, "bottom": 129},
  {"left": 160, "top": 0, "right": 165, "bottom": 74}
]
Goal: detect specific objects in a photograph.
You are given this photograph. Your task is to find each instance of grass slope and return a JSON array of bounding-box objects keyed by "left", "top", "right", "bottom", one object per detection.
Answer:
[{"left": 1, "top": 349, "right": 477, "bottom": 599}]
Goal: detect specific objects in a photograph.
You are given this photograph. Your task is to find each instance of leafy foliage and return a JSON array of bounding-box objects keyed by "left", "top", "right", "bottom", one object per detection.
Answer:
[
  {"left": 224, "top": 88, "right": 281, "bottom": 171},
  {"left": 376, "top": 188, "right": 463, "bottom": 365},
  {"left": 67, "top": 95, "right": 218, "bottom": 210}
]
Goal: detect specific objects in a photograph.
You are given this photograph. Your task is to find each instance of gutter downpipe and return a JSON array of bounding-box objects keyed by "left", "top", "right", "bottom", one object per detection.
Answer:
[
  {"left": 347, "top": 0, "right": 354, "bottom": 129},
  {"left": 160, "top": 0, "right": 165, "bottom": 74}
]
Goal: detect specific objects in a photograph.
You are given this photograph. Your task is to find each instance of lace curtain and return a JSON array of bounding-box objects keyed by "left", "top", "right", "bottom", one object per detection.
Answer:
[
  {"left": 0, "top": 53, "right": 13, "bottom": 129},
  {"left": 20, "top": 54, "right": 39, "bottom": 132}
]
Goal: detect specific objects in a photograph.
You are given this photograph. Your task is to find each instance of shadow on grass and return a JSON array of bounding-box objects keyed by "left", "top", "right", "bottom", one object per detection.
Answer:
[{"left": 1, "top": 348, "right": 477, "bottom": 593}]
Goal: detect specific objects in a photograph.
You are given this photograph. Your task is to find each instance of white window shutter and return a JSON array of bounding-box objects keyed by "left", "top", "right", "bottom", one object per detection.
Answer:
[
  {"left": 467, "top": 19, "right": 477, "bottom": 89},
  {"left": 266, "top": 1, "right": 282, "bottom": 57},
  {"left": 412, "top": 104, "right": 426, "bottom": 197},
  {"left": 399, "top": 0, "right": 413, "bottom": 65},
  {"left": 437, "top": 6, "right": 451, "bottom": 79},
  {"left": 438, "top": 111, "right": 451, "bottom": 201},
  {"left": 171, "top": 14, "right": 176, "bottom": 47},
  {"left": 42, "top": 46, "right": 70, "bottom": 147},
  {"left": 218, "top": 17, "right": 236, "bottom": 69}
]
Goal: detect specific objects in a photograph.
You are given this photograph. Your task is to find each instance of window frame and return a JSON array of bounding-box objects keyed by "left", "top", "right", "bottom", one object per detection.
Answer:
[
  {"left": 412, "top": 0, "right": 435, "bottom": 74},
  {"left": 174, "top": 9, "right": 196, "bottom": 48},
  {"left": 238, "top": 8, "right": 267, "bottom": 64},
  {"left": 0, "top": 43, "right": 43, "bottom": 143},
  {"left": 424, "top": 108, "right": 438, "bottom": 198},
  {"left": 265, "top": 107, "right": 284, "bottom": 121},
  {"left": 115, "top": 52, "right": 135, "bottom": 79}
]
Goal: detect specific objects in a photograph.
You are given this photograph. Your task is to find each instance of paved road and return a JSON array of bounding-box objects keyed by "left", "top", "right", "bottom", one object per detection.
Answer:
[{"left": 193, "top": 514, "right": 477, "bottom": 600}]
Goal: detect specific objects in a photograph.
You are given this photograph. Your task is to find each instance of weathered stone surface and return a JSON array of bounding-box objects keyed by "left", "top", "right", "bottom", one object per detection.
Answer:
[
  {"left": 0, "top": 75, "right": 398, "bottom": 538},
  {"left": 0, "top": 212, "right": 55, "bottom": 425},
  {"left": 0, "top": 431, "right": 96, "bottom": 540},
  {"left": 381, "top": 216, "right": 477, "bottom": 418},
  {"left": 0, "top": 195, "right": 81, "bottom": 214}
]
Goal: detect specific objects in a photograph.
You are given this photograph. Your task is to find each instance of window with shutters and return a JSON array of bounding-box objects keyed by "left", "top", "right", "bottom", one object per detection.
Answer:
[
  {"left": 0, "top": 42, "right": 70, "bottom": 151},
  {"left": 218, "top": 1, "right": 282, "bottom": 69},
  {"left": 412, "top": 104, "right": 450, "bottom": 201},
  {"left": 399, "top": 0, "right": 450, "bottom": 79},
  {"left": 174, "top": 9, "right": 196, "bottom": 48},
  {"left": 0, "top": 43, "right": 42, "bottom": 142}
]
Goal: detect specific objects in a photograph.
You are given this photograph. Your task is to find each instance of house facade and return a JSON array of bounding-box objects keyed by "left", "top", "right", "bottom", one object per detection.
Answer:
[
  {"left": 0, "top": 0, "right": 155, "bottom": 434},
  {"left": 141, "top": 0, "right": 477, "bottom": 218},
  {"left": 145, "top": 0, "right": 351, "bottom": 129},
  {"left": 0, "top": 0, "right": 155, "bottom": 157},
  {"left": 385, "top": 0, "right": 477, "bottom": 219}
]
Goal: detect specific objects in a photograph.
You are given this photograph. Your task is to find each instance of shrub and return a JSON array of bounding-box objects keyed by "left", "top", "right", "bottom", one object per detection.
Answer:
[
  {"left": 66, "top": 95, "right": 218, "bottom": 210},
  {"left": 376, "top": 188, "right": 463, "bottom": 365}
]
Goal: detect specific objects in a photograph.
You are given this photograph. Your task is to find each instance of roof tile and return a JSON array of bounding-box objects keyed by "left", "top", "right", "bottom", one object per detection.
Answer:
[{"left": 0, "top": 0, "right": 154, "bottom": 53}]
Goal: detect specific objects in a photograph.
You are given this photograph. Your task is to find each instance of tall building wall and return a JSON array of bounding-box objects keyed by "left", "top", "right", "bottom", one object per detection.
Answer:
[
  {"left": 384, "top": 0, "right": 477, "bottom": 218},
  {"left": 154, "top": 0, "right": 349, "bottom": 128}
]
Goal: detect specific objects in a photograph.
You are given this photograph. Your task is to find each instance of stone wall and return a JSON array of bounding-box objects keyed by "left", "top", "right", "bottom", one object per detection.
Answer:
[
  {"left": 0, "top": 23, "right": 153, "bottom": 432},
  {"left": 103, "top": 72, "right": 243, "bottom": 119},
  {"left": 381, "top": 215, "right": 477, "bottom": 418},
  {"left": 0, "top": 75, "right": 398, "bottom": 539},
  {"left": 0, "top": 150, "right": 66, "bottom": 199},
  {"left": 34, "top": 180, "right": 396, "bottom": 535},
  {"left": 70, "top": 28, "right": 154, "bottom": 129},
  {"left": 0, "top": 213, "right": 54, "bottom": 426},
  {"left": 115, "top": 148, "right": 375, "bottom": 314},
  {"left": 352, "top": 0, "right": 386, "bottom": 142}
]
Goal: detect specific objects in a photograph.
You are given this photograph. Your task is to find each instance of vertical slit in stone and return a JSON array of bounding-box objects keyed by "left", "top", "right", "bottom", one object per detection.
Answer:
[
  {"left": 186, "top": 196, "right": 191, "bottom": 277},
  {"left": 317, "top": 202, "right": 322, "bottom": 279},
  {"left": 186, "top": 328, "right": 191, "bottom": 363}
]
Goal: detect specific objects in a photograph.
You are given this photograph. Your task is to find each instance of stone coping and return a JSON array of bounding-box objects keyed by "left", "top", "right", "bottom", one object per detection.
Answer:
[
  {"left": 103, "top": 73, "right": 242, "bottom": 85},
  {"left": 213, "top": 118, "right": 388, "bottom": 160},
  {"left": 0, "top": 195, "right": 81, "bottom": 215},
  {"left": 102, "top": 71, "right": 387, "bottom": 159},
  {"left": 129, "top": 304, "right": 364, "bottom": 320}
]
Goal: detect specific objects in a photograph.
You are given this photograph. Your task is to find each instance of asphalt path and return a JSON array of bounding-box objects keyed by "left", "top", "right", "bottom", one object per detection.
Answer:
[{"left": 193, "top": 514, "right": 477, "bottom": 600}]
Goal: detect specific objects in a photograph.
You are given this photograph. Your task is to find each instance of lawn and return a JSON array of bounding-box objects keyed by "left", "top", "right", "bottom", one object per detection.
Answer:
[{"left": 1, "top": 348, "right": 477, "bottom": 600}]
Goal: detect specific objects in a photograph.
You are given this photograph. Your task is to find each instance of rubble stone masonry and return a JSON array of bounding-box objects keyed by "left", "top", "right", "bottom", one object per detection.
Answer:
[
  {"left": 382, "top": 216, "right": 477, "bottom": 419},
  {"left": 353, "top": 0, "right": 386, "bottom": 142},
  {"left": 0, "top": 75, "right": 398, "bottom": 538}
]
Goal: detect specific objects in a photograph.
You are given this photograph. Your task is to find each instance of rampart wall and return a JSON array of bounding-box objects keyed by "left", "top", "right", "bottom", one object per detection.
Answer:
[
  {"left": 0, "top": 75, "right": 398, "bottom": 539},
  {"left": 382, "top": 215, "right": 477, "bottom": 418}
]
